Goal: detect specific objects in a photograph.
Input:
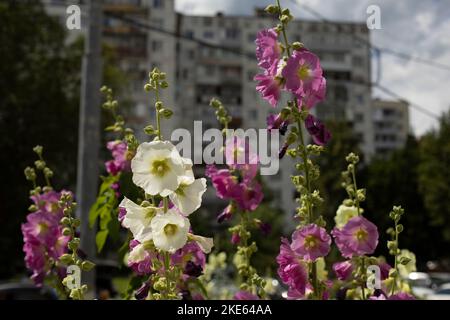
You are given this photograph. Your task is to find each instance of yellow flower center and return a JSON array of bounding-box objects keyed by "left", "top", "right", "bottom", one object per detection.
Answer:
[
  {"left": 355, "top": 229, "right": 368, "bottom": 242},
  {"left": 304, "top": 235, "right": 318, "bottom": 250},
  {"left": 37, "top": 222, "right": 49, "bottom": 235},
  {"left": 297, "top": 65, "right": 310, "bottom": 80},
  {"left": 151, "top": 159, "right": 170, "bottom": 177},
  {"left": 145, "top": 208, "right": 156, "bottom": 221},
  {"left": 164, "top": 224, "right": 178, "bottom": 236}
]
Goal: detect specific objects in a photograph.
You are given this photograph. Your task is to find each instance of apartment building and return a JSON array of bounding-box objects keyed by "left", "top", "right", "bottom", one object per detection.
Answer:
[{"left": 372, "top": 99, "right": 410, "bottom": 157}]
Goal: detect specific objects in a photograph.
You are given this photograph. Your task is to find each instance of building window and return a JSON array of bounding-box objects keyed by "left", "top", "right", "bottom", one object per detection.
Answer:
[
  {"left": 185, "top": 30, "right": 194, "bottom": 39},
  {"left": 353, "top": 56, "right": 363, "bottom": 67},
  {"left": 355, "top": 113, "right": 364, "bottom": 122},
  {"left": 203, "top": 31, "right": 214, "bottom": 39},
  {"left": 247, "top": 33, "right": 256, "bottom": 43},
  {"left": 203, "top": 17, "right": 213, "bottom": 26},
  {"left": 248, "top": 109, "right": 258, "bottom": 119},
  {"left": 151, "top": 40, "right": 162, "bottom": 52},
  {"left": 153, "top": 0, "right": 164, "bottom": 9},
  {"left": 225, "top": 28, "right": 240, "bottom": 39}
]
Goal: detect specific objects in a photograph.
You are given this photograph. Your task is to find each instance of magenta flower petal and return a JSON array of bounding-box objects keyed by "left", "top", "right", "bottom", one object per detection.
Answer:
[
  {"left": 255, "top": 28, "right": 280, "bottom": 70},
  {"left": 304, "top": 114, "right": 331, "bottom": 146},
  {"left": 333, "top": 261, "right": 353, "bottom": 281}
]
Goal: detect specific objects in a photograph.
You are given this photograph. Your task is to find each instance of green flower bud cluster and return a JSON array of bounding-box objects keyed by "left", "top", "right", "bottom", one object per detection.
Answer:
[
  {"left": 25, "top": 146, "right": 55, "bottom": 188},
  {"left": 58, "top": 192, "right": 95, "bottom": 300},
  {"left": 144, "top": 68, "right": 173, "bottom": 141},
  {"left": 149, "top": 256, "right": 182, "bottom": 300},
  {"left": 340, "top": 152, "right": 365, "bottom": 213},
  {"left": 210, "top": 98, "right": 232, "bottom": 132},
  {"left": 386, "top": 205, "right": 409, "bottom": 295}
]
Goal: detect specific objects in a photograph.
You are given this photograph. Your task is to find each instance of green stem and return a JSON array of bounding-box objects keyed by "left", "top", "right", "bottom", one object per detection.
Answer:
[
  {"left": 391, "top": 222, "right": 399, "bottom": 295},
  {"left": 155, "top": 86, "right": 162, "bottom": 140},
  {"left": 276, "top": 0, "right": 318, "bottom": 300},
  {"left": 351, "top": 167, "right": 361, "bottom": 215},
  {"left": 361, "top": 257, "right": 366, "bottom": 300}
]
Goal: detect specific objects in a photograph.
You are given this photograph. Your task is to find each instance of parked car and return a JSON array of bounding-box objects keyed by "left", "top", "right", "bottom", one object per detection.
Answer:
[
  {"left": 427, "top": 283, "right": 450, "bottom": 300},
  {"left": 407, "top": 272, "right": 434, "bottom": 299},
  {"left": 0, "top": 282, "right": 57, "bottom": 300}
]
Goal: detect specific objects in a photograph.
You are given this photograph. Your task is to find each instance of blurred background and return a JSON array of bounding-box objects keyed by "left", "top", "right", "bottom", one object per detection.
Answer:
[{"left": 1, "top": 0, "right": 449, "bottom": 299}]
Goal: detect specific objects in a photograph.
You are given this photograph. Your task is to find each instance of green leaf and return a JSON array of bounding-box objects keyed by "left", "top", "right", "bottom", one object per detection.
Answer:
[{"left": 96, "top": 230, "right": 109, "bottom": 253}]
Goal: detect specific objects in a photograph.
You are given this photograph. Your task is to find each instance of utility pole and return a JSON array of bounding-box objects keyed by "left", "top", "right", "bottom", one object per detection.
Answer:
[{"left": 76, "top": 0, "right": 102, "bottom": 298}]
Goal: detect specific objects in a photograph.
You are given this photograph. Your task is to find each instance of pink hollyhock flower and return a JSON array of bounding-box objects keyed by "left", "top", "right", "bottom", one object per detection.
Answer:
[
  {"left": 224, "top": 136, "right": 258, "bottom": 175},
  {"left": 255, "top": 63, "right": 284, "bottom": 107},
  {"left": 332, "top": 216, "right": 379, "bottom": 259},
  {"left": 234, "top": 291, "right": 259, "bottom": 300},
  {"left": 389, "top": 292, "right": 415, "bottom": 300},
  {"left": 231, "top": 232, "right": 241, "bottom": 245},
  {"left": 127, "top": 240, "right": 154, "bottom": 275},
  {"left": 277, "top": 238, "right": 308, "bottom": 298},
  {"left": 171, "top": 241, "right": 206, "bottom": 270},
  {"left": 379, "top": 262, "right": 392, "bottom": 280},
  {"left": 205, "top": 165, "right": 238, "bottom": 199},
  {"left": 118, "top": 207, "right": 127, "bottom": 223},
  {"left": 291, "top": 224, "right": 331, "bottom": 262},
  {"left": 232, "top": 181, "right": 264, "bottom": 212},
  {"left": 298, "top": 76, "right": 326, "bottom": 109},
  {"left": 105, "top": 140, "right": 130, "bottom": 175},
  {"left": 22, "top": 212, "right": 59, "bottom": 247},
  {"left": 282, "top": 49, "right": 324, "bottom": 103},
  {"left": 370, "top": 291, "right": 415, "bottom": 300},
  {"left": 23, "top": 242, "right": 46, "bottom": 276},
  {"left": 333, "top": 261, "right": 353, "bottom": 281},
  {"left": 31, "top": 190, "right": 65, "bottom": 220},
  {"left": 267, "top": 113, "right": 290, "bottom": 135},
  {"left": 304, "top": 114, "right": 331, "bottom": 146},
  {"left": 217, "top": 204, "right": 234, "bottom": 223},
  {"left": 255, "top": 28, "right": 280, "bottom": 70}
]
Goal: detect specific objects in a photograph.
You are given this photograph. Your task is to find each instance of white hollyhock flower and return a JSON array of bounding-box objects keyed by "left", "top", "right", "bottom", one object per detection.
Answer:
[
  {"left": 151, "top": 209, "right": 190, "bottom": 253},
  {"left": 127, "top": 243, "right": 147, "bottom": 264},
  {"left": 190, "top": 234, "right": 214, "bottom": 254},
  {"left": 334, "top": 204, "right": 361, "bottom": 229},
  {"left": 119, "top": 197, "right": 161, "bottom": 242},
  {"left": 169, "top": 178, "right": 207, "bottom": 215},
  {"left": 131, "top": 141, "right": 186, "bottom": 196},
  {"left": 180, "top": 157, "right": 195, "bottom": 184}
]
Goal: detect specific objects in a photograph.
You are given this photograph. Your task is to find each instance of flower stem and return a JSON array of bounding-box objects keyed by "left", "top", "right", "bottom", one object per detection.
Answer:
[
  {"left": 155, "top": 85, "right": 162, "bottom": 140},
  {"left": 351, "top": 166, "right": 361, "bottom": 216},
  {"left": 361, "top": 256, "right": 366, "bottom": 300},
  {"left": 276, "top": 0, "right": 318, "bottom": 299}
]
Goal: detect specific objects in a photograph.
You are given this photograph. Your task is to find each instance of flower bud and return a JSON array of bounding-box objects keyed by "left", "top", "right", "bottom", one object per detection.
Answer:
[
  {"left": 33, "top": 145, "right": 43, "bottom": 155},
  {"left": 264, "top": 4, "right": 279, "bottom": 14},
  {"left": 62, "top": 228, "right": 72, "bottom": 236},
  {"left": 144, "top": 83, "right": 152, "bottom": 92},
  {"left": 159, "top": 108, "right": 173, "bottom": 119},
  {"left": 59, "top": 254, "right": 73, "bottom": 265},
  {"left": 81, "top": 260, "right": 95, "bottom": 271}
]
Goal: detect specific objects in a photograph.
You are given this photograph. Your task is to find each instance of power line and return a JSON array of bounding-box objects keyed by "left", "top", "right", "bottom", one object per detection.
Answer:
[
  {"left": 105, "top": 12, "right": 440, "bottom": 121},
  {"left": 104, "top": 12, "right": 254, "bottom": 60},
  {"left": 289, "top": 0, "right": 450, "bottom": 72},
  {"left": 374, "top": 84, "right": 440, "bottom": 120}
]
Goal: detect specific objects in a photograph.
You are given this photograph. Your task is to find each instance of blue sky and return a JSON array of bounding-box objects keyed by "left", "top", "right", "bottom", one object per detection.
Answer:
[{"left": 176, "top": 0, "right": 450, "bottom": 136}]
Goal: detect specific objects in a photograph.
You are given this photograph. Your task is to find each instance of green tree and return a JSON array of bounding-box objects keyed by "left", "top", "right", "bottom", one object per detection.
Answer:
[
  {"left": 0, "top": 2, "right": 127, "bottom": 278},
  {"left": 417, "top": 111, "right": 450, "bottom": 250},
  {"left": 363, "top": 136, "right": 443, "bottom": 263}
]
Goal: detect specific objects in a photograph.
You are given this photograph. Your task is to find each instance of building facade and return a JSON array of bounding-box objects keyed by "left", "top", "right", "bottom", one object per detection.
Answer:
[{"left": 372, "top": 99, "right": 410, "bottom": 157}]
